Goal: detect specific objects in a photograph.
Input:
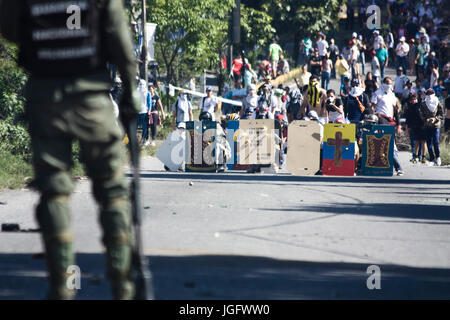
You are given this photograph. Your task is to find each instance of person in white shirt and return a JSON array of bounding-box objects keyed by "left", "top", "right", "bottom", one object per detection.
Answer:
[
  {"left": 137, "top": 79, "right": 150, "bottom": 145},
  {"left": 395, "top": 36, "right": 410, "bottom": 74},
  {"left": 373, "top": 30, "right": 384, "bottom": 50},
  {"left": 394, "top": 67, "right": 407, "bottom": 97},
  {"left": 172, "top": 90, "right": 193, "bottom": 129},
  {"left": 350, "top": 40, "right": 359, "bottom": 78},
  {"left": 371, "top": 76, "right": 404, "bottom": 175},
  {"left": 316, "top": 33, "right": 329, "bottom": 57},
  {"left": 371, "top": 52, "right": 381, "bottom": 82},
  {"left": 199, "top": 86, "right": 218, "bottom": 121}
]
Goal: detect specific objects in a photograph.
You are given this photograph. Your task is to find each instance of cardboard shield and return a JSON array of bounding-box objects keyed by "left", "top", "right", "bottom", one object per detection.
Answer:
[
  {"left": 361, "top": 125, "right": 395, "bottom": 176},
  {"left": 156, "top": 130, "right": 185, "bottom": 172},
  {"left": 236, "top": 119, "right": 276, "bottom": 166},
  {"left": 322, "top": 123, "right": 356, "bottom": 176},
  {"left": 287, "top": 120, "right": 321, "bottom": 175},
  {"left": 185, "top": 121, "right": 217, "bottom": 172},
  {"left": 226, "top": 120, "right": 250, "bottom": 170}
]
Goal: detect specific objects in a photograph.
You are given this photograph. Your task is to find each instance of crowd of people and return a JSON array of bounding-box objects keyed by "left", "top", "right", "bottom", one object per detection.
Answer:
[{"left": 128, "top": 0, "right": 449, "bottom": 172}]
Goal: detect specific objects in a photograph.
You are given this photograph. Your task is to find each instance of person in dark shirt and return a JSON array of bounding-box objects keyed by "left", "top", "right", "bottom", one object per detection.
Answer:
[
  {"left": 309, "top": 48, "right": 322, "bottom": 77},
  {"left": 405, "top": 92, "right": 426, "bottom": 163}
]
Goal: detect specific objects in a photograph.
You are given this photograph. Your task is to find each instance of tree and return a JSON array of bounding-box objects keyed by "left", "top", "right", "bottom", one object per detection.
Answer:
[
  {"left": 259, "top": 0, "right": 345, "bottom": 63},
  {"left": 139, "top": 0, "right": 234, "bottom": 87}
]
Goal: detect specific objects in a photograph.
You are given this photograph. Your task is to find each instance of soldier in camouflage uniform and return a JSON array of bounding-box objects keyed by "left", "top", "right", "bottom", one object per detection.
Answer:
[{"left": 0, "top": 0, "right": 140, "bottom": 299}]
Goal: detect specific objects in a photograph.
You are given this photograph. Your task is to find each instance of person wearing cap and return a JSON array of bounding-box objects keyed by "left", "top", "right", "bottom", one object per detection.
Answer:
[
  {"left": 345, "top": 78, "right": 370, "bottom": 124},
  {"left": 416, "top": 27, "right": 429, "bottom": 45},
  {"left": 420, "top": 88, "right": 443, "bottom": 166},
  {"left": 371, "top": 51, "right": 381, "bottom": 83},
  {"left": 373, "top": 30, "right": 384, "bottom": 51},
  {"left": 316, "top": 33, "right": 329, "bottom": 58},
  {"left": 415, "top": 36, "right": 430, "bottom": 75},
  {"left": 396, "top": 36, "right": 410, "bottom": 74},
  {"left": 340, "top": 76, "right": 351, "bottom": 106},
  {"left": 286, "top": 86, "right": 303, "bottom": 122},
  {"left": 394, "top": 66, "right": 407, "bottom": 98},
  {"left": 371, "top": 76, "right": 405, "bottom": 175},
  {"left": 199, "top": 86, "right": 218, "bottom": 122},
  {"left": 309, "top": 48, "right": 322, "bottom": 78}
]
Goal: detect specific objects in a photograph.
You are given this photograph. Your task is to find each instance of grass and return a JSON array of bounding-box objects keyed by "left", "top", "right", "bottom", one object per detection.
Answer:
[{"left": 0, "top": 150, "right": 33, "bottom": 190}]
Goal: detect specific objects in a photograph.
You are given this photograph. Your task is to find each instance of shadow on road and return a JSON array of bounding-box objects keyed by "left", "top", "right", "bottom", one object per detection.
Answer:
[
  {"left": 1, "top": 253, "right": 450, "bottom": 300},
  {"left": 133, "top": 172, "right": 450, "bottom": 186},
  {"left": 259, "top": 203, "right": 450, "bottom": 222}
]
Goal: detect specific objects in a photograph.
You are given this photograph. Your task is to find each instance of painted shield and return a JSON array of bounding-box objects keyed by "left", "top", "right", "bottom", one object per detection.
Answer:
[
  {"left": 361, "top": 125, "right": 395, "bottom": 176},
  {"left": 322, "top": 123, "right": 356, "bottom": 176},
  {"left": 185, "top": 121, "right": 217, "bottom": 172}
]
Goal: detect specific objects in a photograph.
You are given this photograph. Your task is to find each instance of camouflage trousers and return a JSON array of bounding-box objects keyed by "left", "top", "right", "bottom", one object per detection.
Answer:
[{"left": 26, "top": 91, "right": 134, "bottom": 299}]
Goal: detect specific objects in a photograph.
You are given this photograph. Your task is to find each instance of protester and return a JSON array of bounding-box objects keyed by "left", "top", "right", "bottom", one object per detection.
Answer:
[
  {"left": 443, "top": 88, "right": 450, "bottom": 132},
  {"left": 286, "top": 86, "right": 303, "bottom": 122},
  {"left": 405, "top": 92, "right": 427, "bottom": 164},
  {"left": 376, "top": 43, "right": 389, "bottom": 80},
  {"left": 269, "top": 36, "right": 283, "bottom": 79},
  {"left": 420, "top": 88, "right": 444, "bottom": 166},
  {"left": 309, "top": 48, "right": 322, "bottom": 78},
  {"left": 394, "top": 67, "right": 407, "bottom": 98},
  {"left": 317, "top": 32, "right": 329, "bottom": 58},
  {"left": 137, "top": 79, "right": 150, "bottom": 146},
  {"left": 345, "top": 78, "right": 370, "bottom": 124},
  {"left": 395, "top": 36, "right": 410, "bottom": 73},
  {"left": 321, "top": 54, "right": 333, "bottom": 90},
  {"left": 298, "top": 64, "right": 312, "bottom": 89},
  {"left": 199, "top": 86, "right": 218, "bottom": 121},
  {"left": 329, "top": 38, "right": 340, "bottom": 79},
  {"left": 365, "top": 72, "right": 378, "bottom": 99},
  {"left": 325, "top": 89, "right": 345, "bottom": 123},
  {"left": 172, "top": 90, "right": 193, "bottom": 129},
  {"left": 298, "top": 35, "right": 312, "bottom": 67},
  {"left": 371, "top": 77, "right": 404, "bottom": 175},
  {"left": 335, "top": 54, "right": 351, "bottom": 85},
  {"left": 301, "top": 76, "right": 327, "bottom": 123},
  {"left": 231, "top": 81, "right": 247, "bottom": 114},
  {"left": 148, "top": 83, "right": 166, "bottom": 146}
]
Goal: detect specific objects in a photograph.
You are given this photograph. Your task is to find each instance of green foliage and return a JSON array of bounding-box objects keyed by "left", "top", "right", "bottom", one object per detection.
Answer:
[
  {"left": 240, "top": 5, "right": 275, "bottom": 49},
  {"left": 260, "top": 0, "right": 345, "bottom": 37},
  {"left": 144, "top": 0, "right": 234, "bottom": 85}
]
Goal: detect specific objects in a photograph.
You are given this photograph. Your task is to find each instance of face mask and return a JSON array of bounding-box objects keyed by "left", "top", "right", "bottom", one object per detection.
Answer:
[{"left": 381, "top": 83, "right": 392, "bottom": 93}]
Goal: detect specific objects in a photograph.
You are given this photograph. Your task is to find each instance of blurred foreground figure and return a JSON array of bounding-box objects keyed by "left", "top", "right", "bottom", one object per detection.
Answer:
[{"left": 0, "top": 0, "right": 140, "bottom": 299}]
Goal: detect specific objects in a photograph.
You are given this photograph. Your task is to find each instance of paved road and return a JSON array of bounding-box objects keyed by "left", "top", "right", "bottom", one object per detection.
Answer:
[
  {"left": 1, "top": 65, "right": 449, "bottom": 300},
  {"left": 0, "top": 151, "right": 449, "bottom": 300}
]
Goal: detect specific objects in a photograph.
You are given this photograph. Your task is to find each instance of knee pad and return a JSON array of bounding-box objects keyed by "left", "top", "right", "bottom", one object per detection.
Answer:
[{"left": 36, "top": 194, "right": 72, "bottom": 243}]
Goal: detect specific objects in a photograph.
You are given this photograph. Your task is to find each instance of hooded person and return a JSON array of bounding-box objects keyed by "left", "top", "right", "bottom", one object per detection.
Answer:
[
  {"left": 301, "top": 76, "right": 327, "bottom": 120},
  {"left": 420, "top": 89, "right": 444, "bottom": 166},
  {"left": 172, "top": 90, "right": 194, "bottom": 129},
  {"left": 344, "top": 78, "right": 370, "bottom": 124}
]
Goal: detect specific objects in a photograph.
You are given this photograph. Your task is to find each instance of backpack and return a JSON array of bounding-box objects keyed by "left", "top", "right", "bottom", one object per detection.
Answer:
[{"left": 18, "top": 0, "right": 105, "bottom": 76}]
